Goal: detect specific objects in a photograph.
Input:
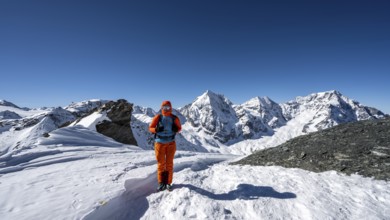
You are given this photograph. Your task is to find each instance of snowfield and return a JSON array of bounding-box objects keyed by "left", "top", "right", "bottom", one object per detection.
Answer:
[
  {"left": 1, "top": 141, "right": 389, "bottom": 219},
  {"left": 1, "top": 93, "right": 389, "bottom": 220}
]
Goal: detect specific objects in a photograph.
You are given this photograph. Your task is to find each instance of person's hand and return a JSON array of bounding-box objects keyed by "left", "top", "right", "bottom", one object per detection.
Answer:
[
  {"left": 172, "top": 125, "right": 179, "bottom": 132},
  {"left": 156, "top": 126, "right": 164, "bottom": 132}
]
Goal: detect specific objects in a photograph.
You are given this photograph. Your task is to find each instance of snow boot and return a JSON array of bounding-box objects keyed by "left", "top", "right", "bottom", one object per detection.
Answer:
[{"left": 157, "top": 183, "right": 166, "bottom": 191}]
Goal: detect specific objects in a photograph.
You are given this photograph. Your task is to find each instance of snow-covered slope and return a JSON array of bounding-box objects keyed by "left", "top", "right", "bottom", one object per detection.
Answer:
[
  {"left": 64, "top": 99, "right": 108, "bottom": 117},
  {"left": 0, "top": 99, "right": 113, "bottom": 158},
  {"left": 1, "top": 132, "right": 389, "bottom": 220},
  {"left": 70, "top": 111, "right": 111, "bottom": 131},
  {"left": 235, "top": 96, "right": 287, "bottom": 139},
  {"left": 0, "top": 100, "right": 49, "bottom": 118},
  {"left": 131, "top": 106, "right": 156, "bottom": 150},
  {"left": 0, "top": 106, "right": 76, "bottom": 158}
]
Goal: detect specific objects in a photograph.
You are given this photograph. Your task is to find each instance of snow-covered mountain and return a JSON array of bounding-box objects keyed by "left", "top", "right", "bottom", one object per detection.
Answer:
[
  {"left": 0, "top": 104, "right": 76, "bottom": 158},
  {"left": 235, "top": 96, "right": 287, "bottom": 139},
  {"left": 0, "top": 100, "right": 42, "bottom": 118},
  {"left": 64, "top": 99, "right": 108, "bottom": 117},
  {"left": 0, "top": 110, "right": 22, "bottom": 120},
  {"left": 179, "top": 90, "right": 240, "bottom": 151},
  {"left": 0, "top": 99, "right": 107, "bottom": 159},
  {"left": 0, "top": 100, "right": 22, "bottom": 109},
  {"left": 281, "top": 90, "right": 385, "bottom": 132},
  {"left": 175, "top": 90, "right": 386, "bottom": 154},
  {"left": 2, "top": 90, "right": 386, "bottom": 156}
]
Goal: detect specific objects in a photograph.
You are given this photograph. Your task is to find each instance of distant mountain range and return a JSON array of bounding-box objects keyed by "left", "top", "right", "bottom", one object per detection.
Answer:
[
  {"left": 0, "top": 90, "right": 387, "bottom": 157},
  {"left": 176, "top": 90, "right": 386, "bottom": 153}
]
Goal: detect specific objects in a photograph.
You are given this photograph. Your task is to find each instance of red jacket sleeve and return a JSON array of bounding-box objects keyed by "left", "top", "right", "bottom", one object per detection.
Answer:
[
  {"left": 174, "top": 117, "right": 182, "bottom": 132},
  {"left": 149, "top": 115, "right": 160, "bottom": 133}
]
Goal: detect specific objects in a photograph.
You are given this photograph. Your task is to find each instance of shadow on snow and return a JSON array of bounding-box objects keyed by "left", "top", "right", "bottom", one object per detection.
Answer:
[
  {"left": 175, "top": 183, "right": 297, "bottom": 200},
  {"left": 82, "top": 156, "right": 293, "bottom": 220}
]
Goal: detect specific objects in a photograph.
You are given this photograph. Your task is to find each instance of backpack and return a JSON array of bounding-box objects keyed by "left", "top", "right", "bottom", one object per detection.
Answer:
[{"left": 154, "top": 114, "right": 179, "bottom": 138}]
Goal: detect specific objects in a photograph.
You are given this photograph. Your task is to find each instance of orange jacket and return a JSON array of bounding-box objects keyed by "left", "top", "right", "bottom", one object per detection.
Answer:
[
  {"left": 149, "top": 100, "right": 182, "bottom": 133},
  {"left": 149, "top": 113, "right": 182, "bottom": 134}
]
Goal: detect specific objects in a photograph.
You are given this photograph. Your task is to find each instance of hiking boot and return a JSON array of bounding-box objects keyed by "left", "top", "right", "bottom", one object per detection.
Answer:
[
  {"left": 157, "top": 183, "right": 166, "bottom": 191},
  {"left": 166, "top": 184, "right": 172, "bottom": 191}
]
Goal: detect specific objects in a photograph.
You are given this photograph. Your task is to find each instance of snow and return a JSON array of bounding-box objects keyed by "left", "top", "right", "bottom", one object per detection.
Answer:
[
  {"left": 1, "top": 128, "right": 390, "bottom": 220},
  {"left": 64, "top": 99, "right": 108, "bottom": 116},
  {"left": 37, "top": 126, "right": 125, "bottom": 147},
  {"left": 228, "top": 109, "right": 317, "bottom": 155},
  {"left": 0, "top": 104, "right": 49, "bottom": 118},
  {"left": 1, "top": 93, "right": 390, "bottom": 220},
  {"left": 70, "top": 112, "right": 110, "bottom": 131}
]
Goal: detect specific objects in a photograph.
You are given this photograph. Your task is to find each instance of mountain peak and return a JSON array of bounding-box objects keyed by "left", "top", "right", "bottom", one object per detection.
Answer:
[
  {"left": 180, "top": 90, "right": 239, "bottom": 144},
  {"left": 195, "top": 90, "right": 233, "bottom": 106},
  {"left": 317, "top": 90, "right": 343, "bottom": 97},
  {"left": 243, "top": 96, "right": 277, "bottom": 109},
  {"left": 294, "top": 90, "right": 346, "bottom": 104},
  {"left": 201, "top": 90, "right": 221, "bottom": 99},
  {"left": 0, "top": 100, "right": 21, "bottom": 109},
  {"left": 64, "top": 99, "right": 109, "bottom": 117}
]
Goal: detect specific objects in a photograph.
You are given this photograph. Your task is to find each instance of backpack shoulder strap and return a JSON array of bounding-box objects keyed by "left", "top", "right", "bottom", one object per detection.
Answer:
[{"left": 170, "top": 114, "right": 177, "bottom": 121}]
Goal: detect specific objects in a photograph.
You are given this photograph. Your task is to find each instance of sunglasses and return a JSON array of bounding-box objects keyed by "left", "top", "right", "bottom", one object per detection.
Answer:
[{"left": 162, "top": 105, "right": 171, "bottom": 110}]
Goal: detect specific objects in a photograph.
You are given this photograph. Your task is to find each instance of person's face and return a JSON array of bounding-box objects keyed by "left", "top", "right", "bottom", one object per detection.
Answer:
[{"left": 162, "top": 105, "right": 171, "bottom": 111}]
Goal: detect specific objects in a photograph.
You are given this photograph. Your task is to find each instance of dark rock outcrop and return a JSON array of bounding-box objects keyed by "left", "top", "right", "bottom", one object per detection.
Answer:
[
  {"left": 95, "top": 99, "right": 137, "bottom": 146},
  {"left": 233, "top": 117, "right": 390, "bottom": 181}
]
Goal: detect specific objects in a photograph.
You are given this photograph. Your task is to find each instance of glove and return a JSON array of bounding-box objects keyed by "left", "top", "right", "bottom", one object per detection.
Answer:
[{"left": 156, "top": 126, "right": 164, "bottom": 133}]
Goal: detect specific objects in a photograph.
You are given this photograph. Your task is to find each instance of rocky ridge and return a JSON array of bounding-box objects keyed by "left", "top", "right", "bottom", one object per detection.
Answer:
[
  {"left": 95, "top": 99, "right": 137, "bottom": 146},
  {"left": 233, "top": 117, "right": 390, "bottom": 181}
]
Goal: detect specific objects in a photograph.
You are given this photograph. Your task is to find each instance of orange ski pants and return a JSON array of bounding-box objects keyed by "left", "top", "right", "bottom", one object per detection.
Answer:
[{"left": 155, "top": 141, "right": 176, "bottom": 184}]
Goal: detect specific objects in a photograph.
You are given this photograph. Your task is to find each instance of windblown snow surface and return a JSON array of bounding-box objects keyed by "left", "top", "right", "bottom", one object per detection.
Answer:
[{"left": 1, "top": 129, "right": 389, "bottom": 220}]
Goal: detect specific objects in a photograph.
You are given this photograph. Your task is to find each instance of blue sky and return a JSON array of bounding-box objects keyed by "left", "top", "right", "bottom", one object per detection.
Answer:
[{"left": 1, "top": 0, "right": 389, "bottom": 113}]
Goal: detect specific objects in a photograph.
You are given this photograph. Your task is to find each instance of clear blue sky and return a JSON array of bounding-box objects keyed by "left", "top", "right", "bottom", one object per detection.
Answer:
[{"left": 1, "top": 0, "right": 389, "bottom": 113}]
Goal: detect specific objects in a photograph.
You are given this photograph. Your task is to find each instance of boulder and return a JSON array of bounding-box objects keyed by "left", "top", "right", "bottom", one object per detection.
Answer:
[{"left": 96, "top": 99, "right": 138, "bottom": 146}]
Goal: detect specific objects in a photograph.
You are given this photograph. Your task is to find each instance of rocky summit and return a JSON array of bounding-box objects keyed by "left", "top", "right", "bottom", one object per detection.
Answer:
[
  {"left": 233, "top": 117, "right": 390, "bottom": 181},
  {"left": 95, "top": 99, "right": 137, "bottom": 146}
]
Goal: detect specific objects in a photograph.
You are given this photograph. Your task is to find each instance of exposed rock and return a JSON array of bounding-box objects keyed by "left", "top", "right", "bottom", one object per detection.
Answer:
[
  {"left": 233, "top": 117, "right": 390, "bottom": 181},
  {"left": 95, "top": 99, "right": 137, "bottom": 145}
]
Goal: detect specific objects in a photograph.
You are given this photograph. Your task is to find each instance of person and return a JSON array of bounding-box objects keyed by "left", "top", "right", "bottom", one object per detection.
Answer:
[{"left": 149, "top": 100, "right": 181, "bottom": 191}]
